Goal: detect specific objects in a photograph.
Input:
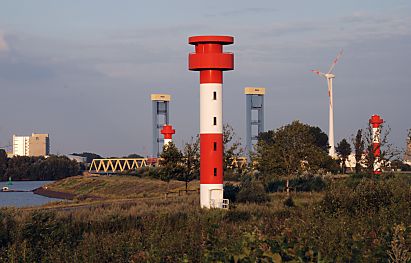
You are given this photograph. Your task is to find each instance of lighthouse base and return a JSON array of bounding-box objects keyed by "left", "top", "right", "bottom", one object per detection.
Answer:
[{"left": 200, "top": 184, "right": 227, "bottom": 209}]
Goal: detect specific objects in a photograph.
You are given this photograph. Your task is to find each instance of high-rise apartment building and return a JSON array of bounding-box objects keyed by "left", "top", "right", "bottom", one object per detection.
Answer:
[
  {"left": 12, "top": 133, "right": 50, "bottom": 157},
  {"left": 12, "top": 135, "right": 30, "bottom": 156}
]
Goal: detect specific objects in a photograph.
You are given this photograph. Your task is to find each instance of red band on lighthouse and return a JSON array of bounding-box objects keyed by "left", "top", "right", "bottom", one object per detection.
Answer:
[
  {"left": 189, "top": 35, "right": 234, "bottom": 208},
  {"left": 200, "top": 134, "right": 223, "bottom": 184},
  {"left": 200, "top": 70, "right": 223, "bottom": 84}
]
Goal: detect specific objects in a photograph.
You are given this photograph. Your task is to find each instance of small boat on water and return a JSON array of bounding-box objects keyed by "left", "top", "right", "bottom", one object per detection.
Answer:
[{"left": 1, "top": 186, "right": 32, "bottom": 193}]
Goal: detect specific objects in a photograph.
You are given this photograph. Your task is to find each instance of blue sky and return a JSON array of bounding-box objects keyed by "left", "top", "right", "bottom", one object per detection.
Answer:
[{"left": 0, "top": 0, "right": 410, "bottom": 157}]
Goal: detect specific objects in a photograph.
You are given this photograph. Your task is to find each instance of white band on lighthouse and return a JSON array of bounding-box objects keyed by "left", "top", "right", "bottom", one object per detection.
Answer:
[
  {"left": 200, "top": 184, "right": 224, "bottom": 208},
  {"left": 200, "top": 83, "right": 223, "bottom": 134},
  {"left": 373, "top": 158, "right": 381, "bottom": 171},
  {"left": 164, "top": 138, "right": 172, "bottom": 146},
  {"left": 372, "top": 127, "right": 380, "bottom": 143}
]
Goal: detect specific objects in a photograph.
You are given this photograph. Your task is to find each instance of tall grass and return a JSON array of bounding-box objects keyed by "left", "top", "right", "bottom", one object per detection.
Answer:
[{"left": 0, "top": 176, "right": 410, "bottom": 262}]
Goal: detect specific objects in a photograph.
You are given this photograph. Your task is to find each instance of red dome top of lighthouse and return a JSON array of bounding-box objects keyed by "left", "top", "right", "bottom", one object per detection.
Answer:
[
  {"left": 188, "top": 35, "right": 234, "bottom": 71},
  {"left": 160, "top": 125, "right": 175, "bottom": 139},
  {"left": 369, "top": 114, "right": 384, "bottom": 128}
]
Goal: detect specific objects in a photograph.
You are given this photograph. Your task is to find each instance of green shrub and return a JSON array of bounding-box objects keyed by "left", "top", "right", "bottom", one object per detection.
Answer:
[
  {"left": 321, "top": 178, "right": 396, "bottom": 216},
  {"left": 237, "top": 181, "right": 270, "bottom": 203},
  {"left": 223, "top": 183, "right": 240, "bottom": 202},
  {"left": 265, "top": 179, "right": 284, "bottom": 192},
  {"left": 266, "top": 175, "right": 327, "bottom": 193},
  {"left": 134, "top": 166, "right": 161, "bottom": 178},
  {"left": 223, "top": 210, "right": 251, "bottom": 223},
  {"left": 0, "top": 209, "right": 16, "bottom": 248},
  {"left": 283, "top": 196, "right": 295, "bottom": 207},
  {"left": 298, "top": 175, "right": 327, "bottom": 191},
  {"left": 224, "top": 170, "right": 240, "bottom": 181}
]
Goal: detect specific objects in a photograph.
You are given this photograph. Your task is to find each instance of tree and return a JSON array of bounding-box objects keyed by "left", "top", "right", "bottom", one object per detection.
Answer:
[
  {"left": 352, "top": 129, "right": 365, "bottom": 174},
  {"left": 336, "top": 138, "right": 352, "bottom": 174},
  {"left": 0, "top": 149, "right": 8, "bottom": 178},
  {"left": 3, "top": 155, "right": 79, "bottom": 181},
  {"left": 4, "top": 156, "right": 41, "bottom": 181},
  {"left": 159, "top": 142, "right": 184, "bottom": 192},
  {"left": 179, "top": 137, "right": 200, "bottom": 192},
  {"left": 223, "top": 124, "right": 243, "bottom": 172},
  {"left": 257, "top": 130, "right": 275, "bottom": 145},
  {"left": 31, "top": 155, "right": 80, "bottom": 180},
  {"left": 126, "top": 153, "right": 144, "bottom": 158},
  {"left": 309, "top": 126, "right": 329, "bottom": 152},
  {"left": 254, "top": 121, "right": 333, "bottom": 178}
]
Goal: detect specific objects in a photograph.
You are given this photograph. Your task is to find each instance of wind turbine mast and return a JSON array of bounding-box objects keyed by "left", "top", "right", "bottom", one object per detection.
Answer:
[
  {"left": 326, "top": 74, "right": 336, "bottom": 157},
  {"left": 312, "top": 50, "right": 343, "bottom": 158}
]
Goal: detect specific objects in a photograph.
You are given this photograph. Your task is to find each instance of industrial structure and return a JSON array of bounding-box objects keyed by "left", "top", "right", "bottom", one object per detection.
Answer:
[
  {"left": 244, "top": 87, "right": 265, "bottom": 154},
  {"left": 369, "top": 114, "right": 384, "bottom": 175},
  {"left": 189, "top": 35, "right": 234, "bottom": 209},
  {"left": 160, "top": 124, "right": 175, "bottom": 147},
  {"left": 89, "top": 158, "right": 156, "bottom": 173},
  {"left": 151, "top": 94, "right": 171, "bottom": 157},
  {"left": 12, "top": 133, "right": 50, "bottom": 157},
  {"left": 312, "top": 50, "right": 343, "bottom": 158},
  {"left": 88, "top": 157, "right": 247, "bottom": 174}
]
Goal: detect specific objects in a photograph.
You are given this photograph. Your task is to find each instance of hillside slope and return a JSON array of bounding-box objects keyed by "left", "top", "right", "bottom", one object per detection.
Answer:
[{"left": 44, "top": 176, "right": 199, "bottom": 199}]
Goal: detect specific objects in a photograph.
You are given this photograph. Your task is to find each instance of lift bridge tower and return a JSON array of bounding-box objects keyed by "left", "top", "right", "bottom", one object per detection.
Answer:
[
  {"left": 245, "top": 87, "right": 265, "bottom": 154},
  {"left": 151, "top": 94, "right": 171, "bottom": 157}
]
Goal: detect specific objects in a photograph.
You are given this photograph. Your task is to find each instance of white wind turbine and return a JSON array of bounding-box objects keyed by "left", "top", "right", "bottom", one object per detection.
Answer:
[{"left": 312, "top": 50, "right": 343, "bottom": 158}]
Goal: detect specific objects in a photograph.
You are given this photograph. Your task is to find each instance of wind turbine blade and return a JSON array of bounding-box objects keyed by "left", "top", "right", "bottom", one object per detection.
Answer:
[
  {"left": 327, "top": 49, "right": 343, "bottom": 74},
  {"left": 311, "top": 69, "right": 326, "bottom": 77}
]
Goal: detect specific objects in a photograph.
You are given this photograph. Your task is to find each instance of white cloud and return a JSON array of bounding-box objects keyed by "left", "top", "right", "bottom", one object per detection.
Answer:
[{"left": 0, "top": 32, "right": 9, "bottom": 51}]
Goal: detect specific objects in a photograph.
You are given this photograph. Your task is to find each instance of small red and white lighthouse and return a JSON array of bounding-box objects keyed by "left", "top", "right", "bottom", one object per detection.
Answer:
[
  {"left": 369, "top": 114, "right": 384, "bottom": 175},
  {"left": 188, "top": 35, "right": 234, "bottom": 208},
  {"left": 160, "top": 124, "right": 175, "bottom": 147}
]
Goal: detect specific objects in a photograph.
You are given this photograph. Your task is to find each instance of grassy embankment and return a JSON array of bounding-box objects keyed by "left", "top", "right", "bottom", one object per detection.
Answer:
[
  {"left": 42, "top": 175, "right": 199, "bottom": 200},
  {"left": 36, "top": 174, "right": 320, "bottom": 211}
]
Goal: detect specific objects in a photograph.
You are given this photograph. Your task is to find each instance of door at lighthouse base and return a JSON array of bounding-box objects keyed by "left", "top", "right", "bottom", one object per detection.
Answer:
[{"left": 210, "top": 189, "right": 229, "bottom": 209}]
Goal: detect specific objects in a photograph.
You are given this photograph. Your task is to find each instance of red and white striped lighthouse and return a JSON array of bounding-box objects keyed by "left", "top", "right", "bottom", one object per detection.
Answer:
[
  {"left": 188, "top": 35, "right": 234, "bottom": 208},
  {"left": 369, "top": 114, "right": 384, "bottom": 175},
  {"left": 160, "top": 124, "right": 175, "bottom": 147}
]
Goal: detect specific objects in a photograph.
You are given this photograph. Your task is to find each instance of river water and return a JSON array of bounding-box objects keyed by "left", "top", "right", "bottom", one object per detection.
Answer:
[{"left": 0, "top": 181, "right": 62, "bottom": 208}]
